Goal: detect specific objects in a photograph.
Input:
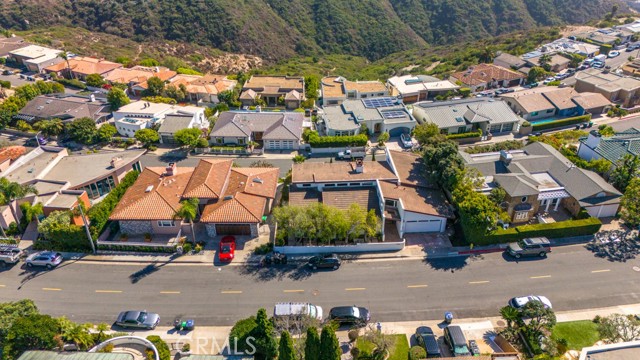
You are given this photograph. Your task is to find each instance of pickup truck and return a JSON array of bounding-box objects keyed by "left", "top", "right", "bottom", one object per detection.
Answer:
[
  {"left": 0, "top": 246, "right": 23, "bottom": 265},
  {"left": 338, "top": 148, "right": 366, "bottom": 160}
]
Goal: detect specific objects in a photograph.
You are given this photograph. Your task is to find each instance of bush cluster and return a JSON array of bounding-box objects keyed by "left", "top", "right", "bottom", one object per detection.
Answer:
[
  {"left": 56, "top": 78, "right": 87, "bottom": 89},
  {"left": 146, "top": 336, "right": 171, "bottom": 360},
  {"left": 88, "top": 171, "right": 140, "bottom": 239},
  {"left": 481, "top": 217, "right": 602, "bottom": 245},
  {"left": 307, "top": 131, "right": 367, "bottom": 148},
  {"left": 97, "top": 244, "right": 177, "bottom": 253},
  {"left": 446, "top": 130, "right": 482, "bottom": 140},
  {"left": 531, "top": 114, "right": 591, "bottom": 131}
]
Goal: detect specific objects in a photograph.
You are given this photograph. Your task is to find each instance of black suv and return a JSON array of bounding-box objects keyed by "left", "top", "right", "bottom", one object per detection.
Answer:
[
  {"left": 328, "top": 306, "right": 369, "bottom": 327},
  {"left": 307, "top": 254, "right": 341, "bottom": 270},
  {"left": 415, "top": 326, "right": 442, "bottom": 358}
]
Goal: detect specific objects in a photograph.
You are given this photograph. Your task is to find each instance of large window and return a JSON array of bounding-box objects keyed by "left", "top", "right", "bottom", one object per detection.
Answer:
[
  {"left": 157, "top": 220, "right": 175, "bottom": 227},
  {"left": 81, "top": 175, "right": 116, "bottom": 199},
  {"left": 132, "top": 162, "right": 142, "bottom": 172}
]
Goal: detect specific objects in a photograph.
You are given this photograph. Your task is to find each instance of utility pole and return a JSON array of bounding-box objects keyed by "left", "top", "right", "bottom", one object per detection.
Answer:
[{"left": 78, "top": 204, "right": 96, "bottom": 254}]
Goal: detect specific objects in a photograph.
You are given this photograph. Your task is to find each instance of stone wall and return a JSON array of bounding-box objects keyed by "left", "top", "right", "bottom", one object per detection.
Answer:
[
  {"left": 250, "top": 223, "right": 259, "bottom": 237},
  {"left": 205, "top": 223, "right": 217, "bottom": 237},
  {"left": 120, "top": 221, "right": 153, "bottom": 235}
]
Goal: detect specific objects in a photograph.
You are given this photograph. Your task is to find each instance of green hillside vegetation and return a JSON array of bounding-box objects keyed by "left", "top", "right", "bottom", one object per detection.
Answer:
[{"left": 0, "top": 0, "right": 625, "bottom": 61}]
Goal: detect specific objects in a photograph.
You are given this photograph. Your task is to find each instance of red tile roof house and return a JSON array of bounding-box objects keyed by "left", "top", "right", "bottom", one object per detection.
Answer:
[
  {"left": 109, "top": 159, "right": 279, "bottom": 238},
  {"left": 449, "top": 63, "right": 526, "bottom": 92}
]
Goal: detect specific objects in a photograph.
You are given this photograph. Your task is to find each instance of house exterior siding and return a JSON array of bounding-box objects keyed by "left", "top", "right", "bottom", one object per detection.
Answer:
[{"left": 120, "top": 221, "right": 153, "bottom": 235}]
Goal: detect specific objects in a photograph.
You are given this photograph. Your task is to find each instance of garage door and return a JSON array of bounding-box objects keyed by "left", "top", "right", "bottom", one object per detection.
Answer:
[
  {"left": 215, "top": 224, "right": 251, "bottom": 235},
  {"left": 404, "top": 219, "right": 443, "bottom": 233},
  {"left": 388, "top": 127, "right": 411, "bottom": 137},
  {"left": 266, "top": 140, "right": 294, "bottom": 150},
  {"left": 586, "top": 204, "right": 619, "bottom": 218},
  {"left": 161, "top": 135, "right": 176, "bottom": 145}
]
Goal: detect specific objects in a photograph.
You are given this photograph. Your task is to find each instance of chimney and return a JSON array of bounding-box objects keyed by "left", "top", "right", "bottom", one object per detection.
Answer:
[
  {"left": 586, "top": 130, "right": 603, "bottom": 149},
  {"left": 166, "top": 162, "right": 177, "bottom": 176},
  {"left": 90, "top": 94, "right": 95, "bottom": 102},
  {"left": 110, "top": 156, "right": 123, "bottom": 168},
  {"left": 155, "top": 66, "right": 160, "bottom": 73},
  {"left": 354, "top": 158, "right": 364, "bottom": 174},
  {"left": 499, "top": 150, "right": 513, "bottom": 165}
]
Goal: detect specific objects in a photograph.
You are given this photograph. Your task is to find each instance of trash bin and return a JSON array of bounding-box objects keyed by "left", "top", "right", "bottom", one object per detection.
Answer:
[{"left": 444, "top": 312, "right": 453, "bottom": 324}]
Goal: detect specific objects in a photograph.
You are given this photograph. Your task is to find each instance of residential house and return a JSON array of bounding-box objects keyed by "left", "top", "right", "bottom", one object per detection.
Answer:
[
  {"left": 499, "top": 87, "right": 611, "bottom": 121},
  {"left": 43, "top": 56, "right": 122, "bottom": 81},
  {"left": 321, "top": 97, "right": 417, "bottom": 136},
  {"left": 15, "top": 94, "right": 111, "bottom": 124},
  {"left": 110, "top": 160, "right": 279, "bottom": 237},
  {"left": 8, "top": 45, "right": 63, "bottom": 73},
  {"left": 210, "top": 111, "right": 304, "bottom": 150},
  {"left": 412, "top": 98, "right": 523, "bottom": 135},
  {"left": 573, "top": 30, "right": 619, "bottom": 46},
  {"left": 103, "top": 66, "right": 177, "bottom": 95},
  {"left": 574, "top": 68, "right": 640, "bottom": 107},
  {"left": 460, "top": 142, "right": 622, "bottom": 222},
  {"left": 0, "top": 146, "right": 26, "bottom": 173},
  {"left": 578, "top": 128, "right": 640, "bottom": 167},
  {"left": 321, "top": 76, "right": 388, "bottom": 106},
  {"left": 493, "top": 53, "right": 527, "bottom": 71},
  {"left": 386, "top": 75, "right": 460, "bottom": 103},
  {"left": 240, "top": 75, "right": 305, "bottom": 109},
  {"left": 449, "top": 64, "right": 525, "bottom": 92},
  {"left": 0, "top": 36, "right": 28, "bottom": 58},
  {"left": 530, "top": 38, "right": 600, "bottom": 58},
  {"left": 169, "top": 74, "right": 237, "bottom": 104},
  {"left": 522, "top": 53, "right": 571, "bottom": 72},
  {"left": 113, "top": 101, "right": 206, "bottom": 137},
  {"left": 621, "top": 58, "right": 640, "bottom": 77}
]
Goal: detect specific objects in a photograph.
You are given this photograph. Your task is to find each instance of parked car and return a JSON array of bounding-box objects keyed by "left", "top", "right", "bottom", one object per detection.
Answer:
[
  {"left": 400, "top": 133, "right": 413, "bottom": 148},
  {"left": 577, "top": 65, "right": 589, "bottom": 70},
  {"left": 338, "top": 148, "right": 366, "bottom": 160},
  {"left": 542, "top": 77, "right": 555, "bottom": 84},
  {"left": 218, "top": 235, "right": 236, "bottom": 262},
  {"left": 307, "top": 254, "right": 341, "bottom": 270},
  {"left": 25, "top": 251, "right": 63, "bottom": 269},
  {"left": 115, "top": 310, "right": 160, "bottom": 329},
  {"left": 0, "top": 245, "right": 22, "bottom": 265},
  {"left": 2, "top": 70, "right": 13, "bottom": 75},
  {"left": 608, "top": 51, "right": 620, "bottom": 58},
  {"left": 506, "top": 237, "right": 551, "bottom": 258},
  {"left": 415, "top": 326, "right": 442, "bottom": 358},
  {"left": 274, "top": 302, "right": 323, "bottom": 321},
  {"left": 328, "top": 306, "right": 369, "bottom": 327},
  {"left": 494, "top": 88, "right": 507, "bottom": 95},
  {"left": 508, "top": 295, "right": 553, "bottom": 309},
  {"left": 443, "top": 326, "right": 472, "bottom": 357},
  {"left": 523, "top": 82, "right": 538, "bottom": 89},
  {"left": 594, "top": 54, "right": 607, "bottom": 62},
  {"left": 592, "top": 62, "right": 605, "bottom": 69},
  {"left": 626, "top": 45, "right": 638, "bottom": 52}
]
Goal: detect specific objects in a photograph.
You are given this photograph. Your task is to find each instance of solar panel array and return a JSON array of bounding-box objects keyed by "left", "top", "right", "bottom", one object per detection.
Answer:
[
  {"left": 381, "top": 110, "right": 407, "bottom": 119},
  {"left": 363, "top": 97, "right": 397, "bottom": 108}
]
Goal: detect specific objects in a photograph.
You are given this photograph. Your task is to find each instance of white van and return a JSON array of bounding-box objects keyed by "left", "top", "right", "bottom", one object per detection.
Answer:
[
  {"left": 594, "top": 54, "right": 607, "bottom": 62},
  {"left": 274, "top": 302, "right": 323, "bottom": 321}
]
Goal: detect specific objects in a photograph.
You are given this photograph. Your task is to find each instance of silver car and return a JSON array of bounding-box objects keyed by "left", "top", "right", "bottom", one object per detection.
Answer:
[
  {"left": 115, "top": 311, "right": 160, "bottom": 329},
  {"left": 25, "top": 251, "right": 63, "bottom": 269}
]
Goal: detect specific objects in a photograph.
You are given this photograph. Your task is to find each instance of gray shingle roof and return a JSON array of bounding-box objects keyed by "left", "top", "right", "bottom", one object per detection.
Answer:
[
  {"left": 158, "top": 115, "right": 194, "bottom": 134},
  {"left": 414, "top": 98, "right": 522, "bottom": 129},
  {"left": 211, "top": 112, "right": 304, "bottom": 140},
  {"left": 579, "top": 128, "right": 640, "bottom": 164},
  {"left": 17, "top": 94, "right": 110, "bottom": 122}
]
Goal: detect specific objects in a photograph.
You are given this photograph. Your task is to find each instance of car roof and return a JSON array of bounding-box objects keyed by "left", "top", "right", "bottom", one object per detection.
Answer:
[
  {"left": 330, "top": 306, "right": 356, "bottom": 315},
  {"left": 523, "top": 237, "right": 550, "bottom": 245},
  {"left": 123, "top": 311, "right": 143, "bottom": 320},
  {"left": 416, "top": 326, "right": 434, "bottom": 335}
]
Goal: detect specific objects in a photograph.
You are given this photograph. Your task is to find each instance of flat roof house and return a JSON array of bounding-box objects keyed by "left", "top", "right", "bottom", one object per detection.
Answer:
[
  {"left": 210, "top": 111, "right": 304, "bottom": 150},
  {"left": 321, "top": 76, "right": 388, "bottom": 106},
  {"left": 240, "top": 75, "right": 305, "bottom": 109},
  {"left": 386, "top": 75, "right": 460, "bottom": 103},
  {"left": 110, "top": 160, "right": 279, "bottom": 237},
  {"left": 113, "top": 101, "right": 207, "bottom": 137},
  {"left": 574, "top": 68, "right": 640, "bottom": 107},
  {"left": 8, "top": 45, "right": 63, "bottom": 73},
  {"left": 321, "top": 96, "right": 416, "bottom": 137},
  {"left": 449, "top": 63, "right": 525, "bottom": 92},
  {"left": 43, "top": 56, "right": 122, "bottom": 81},
  {"left": 461, "top": 142, "right": 622, "bottom": 222},
  {"left": 0, "top": 36, "right": 29, "bottom": 58},
  {"left": 412, "top": 98, "right": 523, "bottom": 135},
  {"left": 578, "top": 128, "right": 640, "bottom": 166},
  {"left": 15, "top": 94, "right": 111, "bottom": 124}
]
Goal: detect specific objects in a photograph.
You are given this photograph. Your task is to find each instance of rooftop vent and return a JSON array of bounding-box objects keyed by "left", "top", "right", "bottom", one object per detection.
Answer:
[
  {"left": 253, "top": 177, "right": 264, "bottom": 184},
  {"left": 224, "top": 195, "right": 234, "bottom": 200},
  {"left": 36, "top": 106, "right": 44, "bottom": 110},
  {"left": 165, "top": 162, "right": 177, "bottom": 176},
  {"left": 145, "top": 185, "right": 154, "bottom": 193}
]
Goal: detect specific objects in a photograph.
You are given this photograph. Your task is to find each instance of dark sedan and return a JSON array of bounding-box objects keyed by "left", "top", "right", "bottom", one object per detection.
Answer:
[
  {"left": 115, "top": 311, "right": 160, "bottom": 329},
  {"left": 328, "top": 306, "right": 369, "bottom": 327},
  {"left": 307, "top": 254, "right": 341, "bottom": 270}
]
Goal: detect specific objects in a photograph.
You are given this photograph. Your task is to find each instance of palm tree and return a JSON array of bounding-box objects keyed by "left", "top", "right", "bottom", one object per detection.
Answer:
[
  {"left": 481, "top": 46, "right": 496, "bottom": 63},
  {"left": 95, "top": 323, "right": 110, "bottom": 343},
  {"left": 174, "top": 198, "right": 199, "bottom": 245},
  {"left": 499, "top": 305, "right": 521, "bottom": 330},
  {"left": 20, "top": 202, "right": 44, "bottom": 225},
  {"left": 36, "top": 119, "right": 64, "bottom": 138},
  {"left": 0, "top": 179, "right": 38, "bottom": 232},
  {"left": 60, "top": 51, "right": 74, "bottom": 79},
  {"left": 61, "top": 322, "right": 93, "bottom": 350},
  {"left": 539, "top": 54, "right": 552, "bottom": 70}
]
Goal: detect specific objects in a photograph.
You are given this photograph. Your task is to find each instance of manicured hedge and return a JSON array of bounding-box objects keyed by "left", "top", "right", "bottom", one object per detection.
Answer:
[
  {"left": 97, "top": 244, "right": 177, "bottom": 253},
  {"left": 88, "top": 170, "right": 140, "bottom": 238},
  {"left": 531, "top": 114, "right": 591, "bottom": 131},
  {"left": 446, "top": 130, "right": 482, "bottom": 140},
  {"left": 147, "top": 336, "right": 171, "bottom": 360},
  {"left": 308, "top": 132, "right": 368, "bottom": 148},
  {"left": 56, "top": 78, "right": 87, "bottom": 89},
  {"left": 479, "top": 217, "right": 602, "bottom": 245}
]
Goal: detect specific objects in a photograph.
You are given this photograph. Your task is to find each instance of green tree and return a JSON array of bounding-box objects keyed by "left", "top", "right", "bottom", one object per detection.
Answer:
[
  {"left": 587, "top": 158, "right": 611, "bottom": 176},
  {"left": 621, "top": 178, "right": 640, "bottom": 227},
  {"left": 174, "top": 198, "right": 199, "bottom": 244},
  {"left": 292, "top": 154, "right": 306, "bottom": 164},
  {"left": 597, "top": 314, "right": 640, "bottom": 343},
  {"left": 304, "top": 75, "right": 320, "bottom": 99},
  {"left": 174, "top": 128, "right": 203, "bottom": 149},
  {"left": 85, "top": 73, "right": 105, "bottom": 88},
  {"left": 66, "top": 117, "right": 98, "bottom": 144},
  {"left": 0, "top": 178, "right": 38, "bottom": 232},
  {"left": 139, "top": 58, "right": 159, "bottom": 67},
  {"left": 413, "top": 122, "right": 444, "bottom": 146},
  {"left": 305, "top": 327, "right": 320, "bottom": 360},
  {"left": 145, "top": 76, "right": 165, "bottom": 96},
  {"left": 135, "top": 128, "right": 160, "bottom": 148},
  {"left": 251, "top": 308, "right": 278, "bottom": 360},
  {"left": 278, "top": 331, "right": 295, "bottom": 360},
  {"left": 422, "top": 140, "right": 464, "bottom": 190},
  {"left": 319, "top": 326, "right": 341, "bottom": 360},
  {"left": 538, "top": 54, "right": 552, "bottom": 71},
  {"left": 95, "top": 323, "right": 110, "bottom": 343},
  {"left": 527, "top": 66, "right": 548, "bottom": 83},
  {"left": 96, "top": 124, "right": 117, "bottom": 143},
  {"left": 3, "top": 314, "right": 60, "bottom": 360},
  {"left": 35, "top": 119, "right": 64, "bottom": 137},
  {"left": 499, "top": 306, "right": 521, "bottom": 330},
  {"left": 489, "top": 187, "right": 506, "bottom": 206},
  {"left": 60, "top": 51, "right": 74, "bottom": 79},
  {"left": 611, "top": 155, "right": 640, "bottom": 192},
  {"left": 107, "top": 87, "right": 130, "bottom": 110},
  {"left": 20, "top": 202, "right": 43, "bottom": 225},
  {"left": 0, "top": 299, "right": 39, "bottom": 350},
  {"left": 58, "top": 317, "right": 93, "bottom": 350},
  {"left": 598, "top": 124, "right": 615, "bottom": 136},
  {"left": 377, "top": 132, "right": 389, "bottom": 145},
  {"left": 480, "top": 46, "right": 496, "bottom": 62},
  {"left": 229, "top": 317, "right": 258, "bottom": 353},
  {"left": 218, "top": 90, "right": 236, "bottom": 105},
  {"left": 520, "top": 301, "right": 556, "bottom": 335}
]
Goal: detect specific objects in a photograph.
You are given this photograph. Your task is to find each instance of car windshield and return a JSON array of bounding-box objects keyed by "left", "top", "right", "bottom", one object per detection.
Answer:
[
  {"left": 454, "top": 345, "right": 470, "bottom": 354},
  {"left": 309, "top": 305, "right": 317, "bottom": 319},
  {"left": 137, "top": 312, "right": 147, "bottom": 323},
  {"left": 221, "top": 246, "right": 231, "bottom": 253},
  {"left": 352, "top": 307, "right": 360, "bottom": 318},
  {"left": 517, "top": 240, "right": 526, "bottom": 248}
]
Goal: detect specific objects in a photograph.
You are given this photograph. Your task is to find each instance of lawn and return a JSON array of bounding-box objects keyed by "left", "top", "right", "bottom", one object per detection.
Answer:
[
  {"left": 356, "top": 334, "right": 410, "bottom": 360},
  {"left": 551, "top": 320, "right": 600, "bottom": 350}
]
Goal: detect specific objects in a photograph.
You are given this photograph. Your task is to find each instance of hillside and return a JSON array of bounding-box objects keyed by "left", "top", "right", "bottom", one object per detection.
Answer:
[{"left": 0, "top": 0, "right": 627, "bottom": 61}]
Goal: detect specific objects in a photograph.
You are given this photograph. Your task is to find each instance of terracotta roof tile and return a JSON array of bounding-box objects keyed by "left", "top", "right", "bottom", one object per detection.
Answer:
[
  {"left": 0, "top": 146, "right": 26, "bottom": 164},
  {"left": 182, "top": 159, "right": 233, "bottom": 199},
  {"left": 451, "top": 63, "right": 524, "bottom": 87},
  {"left": 232, "top": 167, "right": 280, "bottom": 199},
  {"left": 200, "top": 192, "right": 265, "bottom": 223}
]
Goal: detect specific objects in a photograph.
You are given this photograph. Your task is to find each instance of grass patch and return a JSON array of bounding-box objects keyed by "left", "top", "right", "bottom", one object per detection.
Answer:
[
  {"left": 551, "top": 320, "right": 600, "bottom": 350},
  {"left": 356, "top": 334, "right": 409, "bottom": 360}
]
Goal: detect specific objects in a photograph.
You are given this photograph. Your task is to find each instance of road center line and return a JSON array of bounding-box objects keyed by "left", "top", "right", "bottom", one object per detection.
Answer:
[
  {"left": 0, "top": 284, "right": 6, "bottom": 288},
  {"left": 283, "top": 289, "right": 304, "bottom": 293},
  {"left": 160, "top": 291, "right": 181, "bottom": 294},
  {"left": 345, "top": 288, "right": 366, "bottom": 291},
  {"left": 42, "top": 287, "right": 62, "bottom": 291},
  {"left": 530, "top": 275, "right": 552, "bottom": 279},
  {"left": 468, "top": 281, "right": 490, "bottom": 284},
  {"left": 407, "top": 284, "right": 428, "bottom": 288},
  {"left": 591, "top": 269, "right": 611, "bottom": 273},
  {"left": 221, "top": 290, "right": 243, "bottom": 294},
  {"left": 95, "top": 290, "right": 123, "bottom": 293}
]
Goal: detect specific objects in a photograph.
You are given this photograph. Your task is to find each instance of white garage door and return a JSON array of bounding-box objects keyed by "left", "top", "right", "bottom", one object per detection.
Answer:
[
  {"left": 266, "top": 140, "right": 294, "bottom": 150},
  {"left": 404, "top": 219, "right": 443, "bottom": 233},
  {"left": 586, "top": 204, "right": 619, "bottom": 218}
]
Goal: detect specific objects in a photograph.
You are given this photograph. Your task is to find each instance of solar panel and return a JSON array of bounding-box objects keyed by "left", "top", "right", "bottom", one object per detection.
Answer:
[
  {"left": 382, "top": 110, "right": 406, "bottom": 119},
  {"left": 363, "top": 97, "right": 397, "bottom": 108}
]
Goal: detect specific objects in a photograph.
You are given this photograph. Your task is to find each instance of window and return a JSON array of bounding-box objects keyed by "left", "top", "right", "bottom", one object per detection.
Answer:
[
  {"left": 531, "top": 111, "right": 539, "bottom": 116},
  {"left": 337, "top": 183, "right": 348, "bottom": 187},
  {"left": 385, "top": 199, "right": 397, "bottom": 207},
  {"left": 237, "top": 138, "right": 245, "bottom": 145},
  {"left": 521, "top": 196, "right": 528, "bottom": 203},
  {"left": 325, "top": 184, "right": 336, "bottom": 187},
  {"left": 502, "top": 123, "right": 514, "bottom": 132},
  {"left": 515, "top": 211, "right": 528, "bottom": 220},
  {"left": 216, "top": 138, "right": 223, "bottom": 144},
  {"left": 301, "top": 184, "right": 311, "bottom": 187},
  {"left": 546, "top": 109, "right": 554, "bottom": 113},
  {"left": 158, "top": 220, "right": 175, "bottom": 227}
]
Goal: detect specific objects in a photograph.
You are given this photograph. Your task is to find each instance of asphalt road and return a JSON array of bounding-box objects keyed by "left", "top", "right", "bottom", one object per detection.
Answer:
[
  {"left": 611, "top": 114, "right": 640, "bottom": 132},
  {"left": 0, "top": 243, "right": 639, "bottom": 326}
]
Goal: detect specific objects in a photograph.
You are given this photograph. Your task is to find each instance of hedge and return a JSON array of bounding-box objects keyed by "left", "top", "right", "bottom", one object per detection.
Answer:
[
  {"left": 0, "top": 80, "right": 10, "bottom": 89},
  {"left": 56, "top": 78, "right": 87, "bottom": 89},
  {"left": 88, "top": 170, "right": 140, "bottom": 238},
  {"left": 446, "top": 130, "right": 482, "bottom": 140},
  {"left": 96, "top": 244, "right": 177, "bottom": 253},
  {"left": 147, "top": 336, "right": 171, "bottom": 360},
  {"left": 228, "top": 317, "right": 257, "bottom": 353},
  {"left": 531, "top": 114, "right": 591, "bottom": 131},
  {"left": 479, "top": 217, "right": 602, "bottom": 245},
  {"left": 308, "top": 132, "right": 368, "bottom": 148}
]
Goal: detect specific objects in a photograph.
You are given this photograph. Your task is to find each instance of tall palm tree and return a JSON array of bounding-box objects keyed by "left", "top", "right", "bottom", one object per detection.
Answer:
[
  {"left": 499, "top": 305, "right": 521, "bottom": 330},
  {"left": 174, "top": 198, "right": 199, "bottom": 245},
  {"left": 60, "top": 51, "right": 74, "bottom": 79},
  {"left": 481, "top": 46, "right": 496, "bottom": 63},
  {"left": 0, "top": 179, "right": 38, "bottom": 232},
  {"left": 20, "top": 202, "right": 44, "bottom": 225}
]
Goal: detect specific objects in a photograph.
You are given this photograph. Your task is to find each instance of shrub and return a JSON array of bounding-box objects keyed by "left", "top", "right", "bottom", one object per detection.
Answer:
[
  {"left": 228, "top": 317, "right": 257, "bottom": 353},
  {"left": 348, "top": 329, "right": 359, "bottom": 342},
  {"left": 96, "top": 244, "right": 176, "bottom": 253},
  {"left": 141, "top": 96, "right": 177, "bottom": 104},
  {"left": 522, "top": 121, "right": 531, "bottom": 127},
  {"left": 307, "top": 131, "right": 368, "bottom": 148},
  {"left": 56, "top": 78, "right": 86, "bottom": 89},
  {"left": 531, "top": 115, "right": 591, "bottom": 131},
  {"left": 409, "top": 346, "right": 426, "bottom": 360},
  {"left": 87, "top": 171, "right": 140, "bottom": 238},
  {"left": 182, "top": 243, "right": 192, "bottom": 253},
  {"left": 350, "top": 347, "right": 361, "bottom": 360},
  {"left": 98, "top": 343, "right": 114, "bottom": 353},
  {"left": 147, "top": 145, "right": 158, "bottom": 151},
  {"left": 196, "top": 138, "right": 209, "bottom": 148},
  {"left": 480, "top": 217, "right": 602, "bottom": 245},
  {"left": 253, "top": 242, "right": 273, "bottom": 255},
  {"left": 464, "top": 140, "right": 524, "bottom": 154},
  {"left": 176, "top": 67, "right": 203, "bottom": 75},
  {"left": 146, "top": 335, "right": 170, "bottom": 360},
  {"left": 0, "top": 80, "right": 11, "bottom": 88},
  {"left": 446, "top": 130, "right": 482, "bottom": 140}
]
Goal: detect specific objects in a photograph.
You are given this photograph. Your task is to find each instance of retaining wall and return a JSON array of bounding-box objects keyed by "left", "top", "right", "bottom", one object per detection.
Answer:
[{"left": 275, "top": 240, "right": 405, "bottom": 255}]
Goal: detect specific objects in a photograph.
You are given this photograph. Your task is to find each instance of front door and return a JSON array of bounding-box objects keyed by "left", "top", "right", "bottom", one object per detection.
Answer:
[{"left": 374, "top": 123, "right": 382, "bottom": 134}]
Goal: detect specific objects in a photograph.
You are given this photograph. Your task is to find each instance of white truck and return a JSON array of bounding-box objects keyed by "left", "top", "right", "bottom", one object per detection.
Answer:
[
  {"left": 274, "top": 302, "right": 324, "bottom": 321},
  {"left": 338, "top": 147, "right": 366, "bottom": 160}
]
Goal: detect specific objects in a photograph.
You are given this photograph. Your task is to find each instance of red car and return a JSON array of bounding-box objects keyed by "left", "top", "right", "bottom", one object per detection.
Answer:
[{"left": 218, "top": 236, "right": 236, "bottom": 262}]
